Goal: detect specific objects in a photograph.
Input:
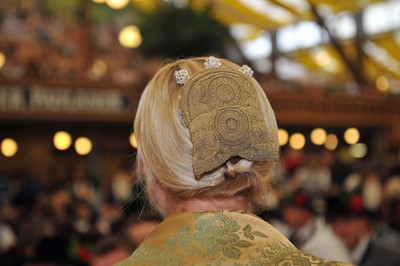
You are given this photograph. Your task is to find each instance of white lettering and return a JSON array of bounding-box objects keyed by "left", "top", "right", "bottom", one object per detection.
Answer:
[
  {"left": 29, "top": 86, "right": 126, "bottom": 112},
  {"left": 0, "top": 85, "right": 128, "bottom": 114},
  {"left": 0, "top": 86, "right": 26, "bottom": 110}
]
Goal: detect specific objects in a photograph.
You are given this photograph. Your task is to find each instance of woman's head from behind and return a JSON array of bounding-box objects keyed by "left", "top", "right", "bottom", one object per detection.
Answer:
[{"left": 134, "top": 56, "right": 279, "bottom": 216}]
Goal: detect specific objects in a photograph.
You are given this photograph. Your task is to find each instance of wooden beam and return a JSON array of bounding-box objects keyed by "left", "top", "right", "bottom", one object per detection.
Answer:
[{"left": 308, "top": 2, "right": 366, "bottom": 87}]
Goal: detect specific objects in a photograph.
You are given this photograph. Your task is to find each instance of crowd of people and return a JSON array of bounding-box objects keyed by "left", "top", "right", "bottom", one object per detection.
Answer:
[
  {"left": 0, "top": 141, "right": 399, "bottom": 265},
  {"left": 0, "top": 121, "right": 399, "bottom": 264},
  {"left": 0, "top": 166, "right": 161, "bottom": 266},
  {"left": 270, "top": 147, "right": 400, "bottom": 265},
  {"left": 0, "top": 152, "right": 400, "bottom": 266},
  {"left": 0, "top": 0, "right": 148, "bottom": 85}
]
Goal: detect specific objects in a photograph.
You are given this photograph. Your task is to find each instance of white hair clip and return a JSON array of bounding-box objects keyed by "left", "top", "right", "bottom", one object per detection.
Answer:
[
  {"left": 204, "top": 56, "right": 221, "bottom": 69},
  {"left": 174, "top": 69, "right": 190, "bottom": 85},
  {"left": 239, "top": 65, "right": 254, "bottom": 77}
]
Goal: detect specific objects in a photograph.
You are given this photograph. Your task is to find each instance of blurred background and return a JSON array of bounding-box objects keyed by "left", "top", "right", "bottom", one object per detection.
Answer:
[{"left": 0, "top": 0, "right": 400, "bottom": 265}]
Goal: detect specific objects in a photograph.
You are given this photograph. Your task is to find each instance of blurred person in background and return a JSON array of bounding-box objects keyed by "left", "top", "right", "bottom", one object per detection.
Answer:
[
  {"left": 280, "top": 189, "right": 351, "bottom": 263},
  {"left": 320, "top": 150, "right": 352, "bottom": 191},
  {"left": 383, "top": 175, "right": 400, "bottom": 231},
  {"left": 110, "top": 162, "right": 134, "bottom": 204},
  {"left": 0, "top": 175, "right": 16, "bottom": 251},
  {"left": 293, "top": 152, "right": 332, "bottom": 198},
  {"left": 343, "top": 167, "right": 383, "bottom": 211},
  {"left": 91, "top": 236, "right": 134, "bottom": 266},
  {"left": 385, "top": 197, "right": 400, "bottom": 232},
  {"left": 0, "top": 174, "right": 18, "bottom": 264},
  {"left": 72, "top": 199, "right": 99, "bottom": 237},
  {"left": 116, "top": 56, "right": 350, "bottom": 265},
  {"left": 96, "top": 197, "right": 125, "bottom": 236},
  {"left": 327, "top": 192, "right": 400, "bottom": 266},
  {"left": 122, "top": 212, "right": 161, "bottom": 248},
  {"left": 0, "top": 221, "right": 16, "bottom": 255},
  {"left": 27, "top": 236, "right": 88, "bottom": 266}
]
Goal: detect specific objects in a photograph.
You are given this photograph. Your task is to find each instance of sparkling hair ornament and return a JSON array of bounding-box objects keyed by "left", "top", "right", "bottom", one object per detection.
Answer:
[
  {"left": 175, "top": 57, "right": 253, "bottom": 85},
  {"left": 174, "top": 69, "right": 190, "bottom": 85},
  {"left": 239, "top": 65, "right": 254, "bottom": 77},
  {"left": 204, "top": 56, "right": 222, "bottom": 69}
]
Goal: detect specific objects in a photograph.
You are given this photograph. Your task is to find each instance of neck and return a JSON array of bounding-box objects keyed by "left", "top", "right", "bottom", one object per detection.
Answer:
[
  {"left": 163, "top": 196, "right": 251, "bottom": 217},
  {"left": 152, "top": 181, "right": 252, "bottom": 218}
]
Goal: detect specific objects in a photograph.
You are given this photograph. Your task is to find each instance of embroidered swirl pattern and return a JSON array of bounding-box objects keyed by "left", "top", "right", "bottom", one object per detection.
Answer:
[{"left": 179, "top": 68, "right": 279, "bottom": 177}]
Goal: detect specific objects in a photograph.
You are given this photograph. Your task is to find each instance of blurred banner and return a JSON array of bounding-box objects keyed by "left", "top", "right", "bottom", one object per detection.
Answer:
[{"left": 0, "top": 83, "right": 135, "bottom": 122}]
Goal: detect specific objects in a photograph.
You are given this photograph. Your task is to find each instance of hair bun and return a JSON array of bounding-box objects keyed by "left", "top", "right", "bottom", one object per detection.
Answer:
[
  {"left": 224, "top": 161, "right": 237, "bottom": 179},
  {"left": 223, "top": 159, "right": 253, "bottom": 180}
]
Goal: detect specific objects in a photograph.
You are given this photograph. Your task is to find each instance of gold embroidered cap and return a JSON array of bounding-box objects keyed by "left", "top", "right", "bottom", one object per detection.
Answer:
[{"left": 178, "top": 57, "right": 279, "bottom": 178}]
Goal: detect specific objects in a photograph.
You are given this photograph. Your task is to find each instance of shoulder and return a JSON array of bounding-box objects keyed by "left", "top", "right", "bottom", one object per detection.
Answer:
[
  {"left": 373, "top": 229, "right": 400, "bottom": 251},
  {"left": 362, "top": 240, "right": 400, "bottom": 266},
  {"left": 116, "top": 238, "right": 352, "bottom": 266},
  {"left": 114, "top": 212, "right": 352, "bottom": 265},
  {"left": 252, "top": 242, "right": 351, "bottom": 266}
]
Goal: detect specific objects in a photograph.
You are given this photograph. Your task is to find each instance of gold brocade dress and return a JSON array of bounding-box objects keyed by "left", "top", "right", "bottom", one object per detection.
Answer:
[{"left": 116, "top": 211, "right": 351, "bottom": 266}]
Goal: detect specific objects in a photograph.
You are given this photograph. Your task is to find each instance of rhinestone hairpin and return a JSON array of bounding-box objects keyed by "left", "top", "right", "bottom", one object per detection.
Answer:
[
  {"left": 204, "top": 56, "right": 221, "bottom": 69},
  {"left": 239, "top": 65, "right": 254, "bottom": 77},
  {"left": 174, "top": 69, "right": 190, "bottom": 85}
]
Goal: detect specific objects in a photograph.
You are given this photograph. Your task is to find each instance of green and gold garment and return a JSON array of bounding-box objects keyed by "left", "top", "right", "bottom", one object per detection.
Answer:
[{"left": 116, "top": 211, "right": 351, "bottom": 266}]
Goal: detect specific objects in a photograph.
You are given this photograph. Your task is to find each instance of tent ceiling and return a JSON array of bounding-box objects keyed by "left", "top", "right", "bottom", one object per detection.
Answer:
[
  {"left": 194, "top": 0, "right": 399, "bottom": 92},
  {"left": 0, "top": 0, "right": 398, "bottom": 94}
]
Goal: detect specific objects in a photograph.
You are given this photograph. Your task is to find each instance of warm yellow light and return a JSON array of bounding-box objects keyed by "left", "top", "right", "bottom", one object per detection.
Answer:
[
  {"left": 54, "top": 131, "right": 72, "bottom": 151},
  {"left": 349, "top": 143, "right": 367, "bottom": 158},
  {"left": 376, "top": 75, "right": 389, "bottom": 92},
  {"left": 278, "top": 129, "right": 289, "bottom": 146},
  {"left": 119, "top": 25, "right": 142, "bottom": 48},
  {"left": 0, "top": 52, "right": 5, "bottom": 70},
  {"left": 132, "top": 0, "right": 158, "bottom": 13},
  {"left": 324, "top": 134, "right": 338, "bottom": 150},
  {"left": 344, "top": 127, "right": 360, "bottom": 145},
  {"left": 310, "top": 128, "right": 327, "bottom": 145},
  {"left": 129, "top": 133, "right": 138, "bottom": 148},
  {"left": 106, "top": 0, "right": 129, "bottom": 9},
  {"left": 289, "top": 133, "right": 305, "bottom": 150},
  {"left": 92, "top": 59, "right": 107, "bottom": 78},
  {"left": 315, "top": 50, "right": 331, "bottom": 67},
  {"left": 75, "top": 137, "right": 93, "bottom": 155},
  {"left": 1, "top": 138, "right": 18, "bottom": 157}
]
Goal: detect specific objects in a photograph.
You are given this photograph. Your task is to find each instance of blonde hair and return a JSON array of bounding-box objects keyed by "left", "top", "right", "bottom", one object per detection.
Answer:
[{"left": 134, "top": 57, "right": 279, "bottom": 212}]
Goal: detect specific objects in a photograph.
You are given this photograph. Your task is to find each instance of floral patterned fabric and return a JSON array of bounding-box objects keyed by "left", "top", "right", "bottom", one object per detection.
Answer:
[{"left": 116, "top": 211, "right": 351, "bottom": 266}]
